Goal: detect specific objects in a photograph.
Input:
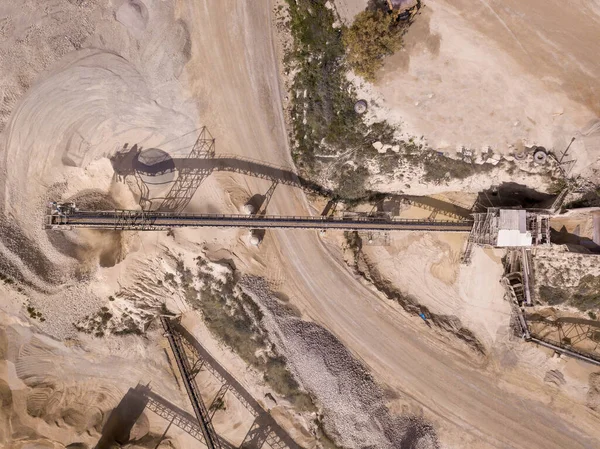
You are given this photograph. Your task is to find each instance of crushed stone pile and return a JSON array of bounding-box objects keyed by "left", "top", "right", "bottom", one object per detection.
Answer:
[{"left": 241, "top": 276, "right": 439, "bottom": 449}]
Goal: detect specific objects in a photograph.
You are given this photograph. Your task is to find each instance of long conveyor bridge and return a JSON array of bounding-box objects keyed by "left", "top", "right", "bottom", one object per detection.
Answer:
[{"left": 45, "top": 206, "right": 474, "bottom": 232}]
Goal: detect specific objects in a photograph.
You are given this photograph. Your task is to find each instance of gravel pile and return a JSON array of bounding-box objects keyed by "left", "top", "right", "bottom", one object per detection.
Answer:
[{"left": 241, "top": 276, "right": 439, "bottom": 449}]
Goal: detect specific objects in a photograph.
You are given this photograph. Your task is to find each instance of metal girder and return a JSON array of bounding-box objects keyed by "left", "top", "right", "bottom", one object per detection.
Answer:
[
  {"left": 179, "top": 336, "right": 258, "bottom": 416},
  {"left": 45, "top": 207, "right": 475, "bottom": 232},
  {"left": 161, "top": 317, "right": 222, "bottom": 449},
  {"left": 173, "top": 323, "right": 303, "bottom": 449}
]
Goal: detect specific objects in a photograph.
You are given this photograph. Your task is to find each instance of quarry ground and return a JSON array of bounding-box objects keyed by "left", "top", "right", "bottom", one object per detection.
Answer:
[{"left": 0, "top": 1, "right": 599, "bottom": 449}]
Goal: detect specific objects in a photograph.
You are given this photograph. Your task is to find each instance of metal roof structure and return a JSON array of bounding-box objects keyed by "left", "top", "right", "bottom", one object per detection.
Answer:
[{"left": 497, "top": 209, "right": 532, "bottom": 247}]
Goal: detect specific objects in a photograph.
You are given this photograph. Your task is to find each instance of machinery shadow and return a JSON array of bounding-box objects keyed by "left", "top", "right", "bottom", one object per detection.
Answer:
[
  {"left": 95, "top": 385, "right": 148, "bottom": 449},
  {"left": 111, "top": 144, "right": 330, "bottom": 213},
  {"left": 375, "top": 194, "right": 473, "bottom": 220},
  {"left": 550, "top": 226, "right": 600, "bottom": 253},
  {"left": 475, "top": 182, "right": 556, "bottom": 211}
]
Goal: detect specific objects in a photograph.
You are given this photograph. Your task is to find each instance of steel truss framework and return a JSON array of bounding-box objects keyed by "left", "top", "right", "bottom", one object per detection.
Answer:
[
  {"left": 527, "top": 316, "right": 600, "bottom": 352},
  {"left": 45, "top": 209, "right": 474, "bottom": 232},
  {"left": 126, "top": 384, "right": 236, "bottom": 449},
  {"left": 158, "top": 127, "right": 215, "bottom": 212},
  {"left": 172, "top": 320, "right": 303, "bottom": 449},
  {"left": 161, "top": 317, "right": 222, "bottom": 449}
]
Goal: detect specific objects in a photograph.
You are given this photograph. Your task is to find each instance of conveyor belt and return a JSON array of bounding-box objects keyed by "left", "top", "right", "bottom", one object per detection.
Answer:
[{"left": 46, "top": 209, "right": 474, "bottom": 232}]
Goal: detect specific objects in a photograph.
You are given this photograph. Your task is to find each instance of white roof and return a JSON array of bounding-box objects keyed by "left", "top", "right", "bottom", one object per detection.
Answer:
[
  {"left": 496, "top": 210, "right": 531, "bottom": 246},
  {"left": 498, "top": 209, "right": 526, "bottom": 232},
  {"left": 497, "top": 229, "right": 532, "bottom": 247}
]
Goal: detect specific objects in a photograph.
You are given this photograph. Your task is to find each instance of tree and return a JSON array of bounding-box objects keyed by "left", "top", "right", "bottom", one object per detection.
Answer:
[{"left": 343, "top": 10, "right": 405, "bottom": 81}]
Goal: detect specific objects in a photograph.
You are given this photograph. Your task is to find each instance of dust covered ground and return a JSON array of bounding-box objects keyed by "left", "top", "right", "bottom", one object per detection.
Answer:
[
  {"left": 367, "top": 0, "right": 600, "bottom": 177},
  {"left": 0, "top": 1, "right": 599, "bottom": 449}
]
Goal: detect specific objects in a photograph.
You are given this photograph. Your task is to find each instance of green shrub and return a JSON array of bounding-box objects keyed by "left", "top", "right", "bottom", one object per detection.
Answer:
[
  {"left": 335, "top": 166, "right": 369, "bottom": 200},
  {"left": 343, "top": 9, "right": 406, "bottom": 80},
  {"left": 539, "top": 285, "right": 569, "bottom": 305}
]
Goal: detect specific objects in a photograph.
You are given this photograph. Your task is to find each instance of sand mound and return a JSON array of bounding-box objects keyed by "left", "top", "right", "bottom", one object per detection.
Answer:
[
  {"left": 116, "top": 0, "right": 150, "bottom": 35},
  {"left": 0, "top": 0, "right": 197, "bottom": 292}
]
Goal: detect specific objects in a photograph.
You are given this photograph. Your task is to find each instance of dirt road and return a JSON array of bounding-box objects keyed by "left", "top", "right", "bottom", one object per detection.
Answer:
[
  {"left": 181, "top": 1, "right": 600, "bottom": 447},
  {"left": 0, "top": 0, "right": 597, "bottom": 447}
]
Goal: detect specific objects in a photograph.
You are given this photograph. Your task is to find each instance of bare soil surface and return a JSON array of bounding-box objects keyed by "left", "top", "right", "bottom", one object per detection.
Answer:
[
  {"left": 374, "top": 0, "right": 600, "bottom": 177},
  {"left": 0, "top": 1, "right": 599, "bottom": 449}
]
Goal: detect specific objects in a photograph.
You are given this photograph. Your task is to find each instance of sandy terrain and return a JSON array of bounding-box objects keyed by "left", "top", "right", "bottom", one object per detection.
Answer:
[
  {"left": 372, "top": 0, "right": 600, "bottom": 177},
  {"left": 0, "top": 0, "right": 599, "bottom": 448},
  {"left": 0, "top": 300, "right": 199, "bottom": 449},
  {"left": 355, "top": 233, "right": 512, "bottom": 349},
  {"left": 333, "top": 0, "right": 369, "bottom": 24},
  {"left": 178, "top": 2, "right": 600, "bottom": 447}
]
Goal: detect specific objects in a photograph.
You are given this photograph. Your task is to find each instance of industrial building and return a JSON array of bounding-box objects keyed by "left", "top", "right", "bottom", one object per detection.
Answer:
[{"left": 468, "top": 208, "right": 551, "bottom": 248}]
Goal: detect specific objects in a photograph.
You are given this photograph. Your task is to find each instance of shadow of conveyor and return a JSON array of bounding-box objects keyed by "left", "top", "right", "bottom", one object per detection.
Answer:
[
  {"left": 111, "top": 147, "right": 332, "bottom": 197},
  {"left": 375, "top": 194, "right": 473, "bottom": 220},
  {"left": 111, "top": 143, "right": 477, "bottom": 223},
  {"left": 95, "top": 385, "right": 149, "bottom": 449},
  {"left": 475, "top": 182, "right": 556, "bottom": 210},
  {"left": 550, "top": 225, "right": 600, "bottom": 253},
  {"left": 110, "top": 144, "right": 332, "bottom": 213}
]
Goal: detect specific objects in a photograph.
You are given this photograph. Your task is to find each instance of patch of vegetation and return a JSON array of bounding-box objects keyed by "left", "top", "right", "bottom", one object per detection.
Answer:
[
  {"left": 264, "top": 356, "right": 314, "bottom": 411},
  {"left": 335, "top": 166, "right": 369, "bottom": 199},
  {"left": 343, "top": 9, "right": 407, "bottom": 80},
  {"left": 113, "top": 323, "right": 143, "bottom": 336},
  {"left": 283, "top": 0, "right": 494, "bottom": 198},
  {"left": 548, "top": 177, "right": 568, "bottom": 195},
  {"left": 164, "top": 272, "right": 176, "bottom": 286},
  {"left": 0, "top": 272, "right": 14, "bottom": 285},
  {"left": 26, "top": 305, "right": 44, "bottom": 321},
  {"left": 74, "top": 305, "right": 145, "bottom": 337},
  {"left": 183, "top": 257, "right": 315, "bottom": 412},
  {"left": 421, "top": 151, "right": 495, "bottom": 183},
  {"left": 565, "top": 187, "right": 600, "bottom": 209},
  {"left": 99, "top": 307, "right": 113, "bottom": 324},
  {"left": 284, "top": 0, "right": 399, "bottom": 189},
  {"left": 285, "top": 0, "right": 360, "bottom": 167},
  {"left": 540, "top": 276, "right": 600, "bottom": 312},
  {"left": 539, "top": 285, "right": 569, "bottom": 306},
  {"left": 572, "top": 274, "right": 600, "bottom": 311},
  {"left": 344, "top": 231, "right": 364, "bottom": 267}
]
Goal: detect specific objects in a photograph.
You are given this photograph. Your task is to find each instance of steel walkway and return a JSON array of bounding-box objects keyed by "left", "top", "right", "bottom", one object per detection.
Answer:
[{"left": 46, "top": 209, "right": 474, "bottom": 232}]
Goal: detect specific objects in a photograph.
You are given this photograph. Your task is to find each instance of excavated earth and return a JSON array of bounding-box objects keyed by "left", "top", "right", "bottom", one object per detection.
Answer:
[{"left": 0, "top": 1, "right": 599, "bottom": 449}]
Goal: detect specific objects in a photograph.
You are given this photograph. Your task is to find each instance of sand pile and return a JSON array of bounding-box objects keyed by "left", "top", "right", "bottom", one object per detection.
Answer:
[
  {"left": 0, "top": 311, "right": 190, "bottom": 448},
  {"left": 0, "top": 0, "right": 198, "bottom": 292},
  {"left": 0, "top": 0, "right": 204, "bottom": 340},
  {"left": 241, "top": 276, "right": 439, "bottom": 449}
]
